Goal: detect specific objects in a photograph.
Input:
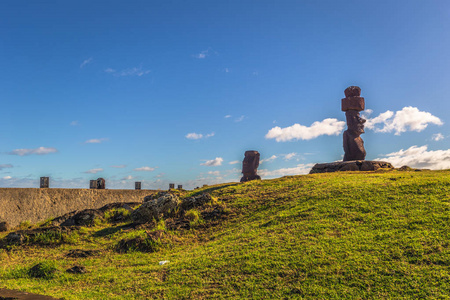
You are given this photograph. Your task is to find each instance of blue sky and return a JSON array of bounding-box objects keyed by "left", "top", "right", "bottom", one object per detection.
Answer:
[{"left": 1, "top": 0, "right": 450, "bottom": 189}]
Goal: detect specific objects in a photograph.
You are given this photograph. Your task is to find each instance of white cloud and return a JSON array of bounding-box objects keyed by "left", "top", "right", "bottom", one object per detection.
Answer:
[
  {"left": 432, "top": 133, "right": 445, "bottom": 141},
  {"left": 80, "top": 57, "right": 93, "bottom": 68},
  {"left": 201, "top": 157, "right": 223, "bottom": 166},
  {"left": 260, "top": 155, "right": 278, "bottom": 164},
  {"left": 111, "top": 165, "right": 127, "bottom": 168},
  {"left": 105, "top": 66, "right": 151, "bottom": 77},
  {"left": 224, "top": 68, "right": 230, "bottom": 73},
  {"left": 365, "top": 106, "right": 443, "bottom": 135},
  {"left": 266, "top": 118, "right": 345, "bottom": 142},
  {"left": 122, "top": 175, "right": 133, "bottom": 180},
  {"left": 193, "top": 48, "right": 215, "bottom": 59},
  {"left": 284, "top": 153, "right": 297, "bottom": 160},
  {"left": 186, "top": 132, "right": 215, "bottom": 140},
  {"left": 134, "top": 166, "right": 156, "bottom": 172},
  {"left": 84, "top": 168, "right": 103, "bottom": 174},
  {"left": 207, "top": 171, "right": 220, "bottom": 176},
  {"left": 186, "top": 133, "right": 203, "bottom": 140},
  {"left": 224, "top": 115, "right": 231, "bottom": 119},
  {"left": 0, "top": 164, "right": 13, "bottom": 170},
  {"left": 9, "top": 147, "right": 58, "bottom": 156},
  {"left": 375, "top": 145, "right": 450, "bottom": 169},
  {"left": 70, "top": 120, "right": 79, "bottom": 126},
  {"left": 85, "top": 138, "right": 108, "bottom": 144},
  {"left": 229, "top": 160, "right": 240, "bottom": 165},
  {"left": 235, "top": 115, "right": 245, "bottom": 122},
  {"left": 259, "top": 164, "right": 314, "bottom": 178},
  {"left": 2, "top": 176, "right": 11, "bottom": 180}
]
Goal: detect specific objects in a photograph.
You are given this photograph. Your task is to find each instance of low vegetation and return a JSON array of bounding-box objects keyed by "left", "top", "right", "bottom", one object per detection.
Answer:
[{"left": 0, "top": 169, "right": 449, "bottom": 299}]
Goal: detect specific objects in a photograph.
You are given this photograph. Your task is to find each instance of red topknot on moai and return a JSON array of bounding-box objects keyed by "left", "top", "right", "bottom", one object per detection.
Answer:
[{"left": 342, "top": 86, "right": 366, "bottom": 161}]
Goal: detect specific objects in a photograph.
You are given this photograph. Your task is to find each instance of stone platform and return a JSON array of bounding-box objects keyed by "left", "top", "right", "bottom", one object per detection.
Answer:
[{"left": 309, "top": 160, "right": 394, "bottom": 174}]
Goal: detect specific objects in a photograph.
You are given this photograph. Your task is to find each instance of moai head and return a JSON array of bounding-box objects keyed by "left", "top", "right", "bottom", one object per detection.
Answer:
[
  {"left": 242, "top": 150, "right": 260, "bottom": 175},
  {"left": 345, "top": 110, "right": 366, "bottom": 135}
]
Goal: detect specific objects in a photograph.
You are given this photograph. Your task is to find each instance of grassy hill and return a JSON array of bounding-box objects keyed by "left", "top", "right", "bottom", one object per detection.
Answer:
[{"left": 1, "top": 170, "right": 449, "bottom": 299}]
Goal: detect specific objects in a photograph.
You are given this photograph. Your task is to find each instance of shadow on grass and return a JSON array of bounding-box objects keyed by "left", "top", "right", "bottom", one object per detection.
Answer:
[
  {"left": 93, "top": 223, "right": 140, "bottom": 237},
  {"left": 189, "top": 183, "right": 240, "bottom": 197}
]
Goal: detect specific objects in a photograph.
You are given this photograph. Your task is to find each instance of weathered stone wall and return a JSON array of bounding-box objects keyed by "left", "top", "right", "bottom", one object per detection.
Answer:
[{"left": 0, "top": 188, "right": 156, "bottom": 228}]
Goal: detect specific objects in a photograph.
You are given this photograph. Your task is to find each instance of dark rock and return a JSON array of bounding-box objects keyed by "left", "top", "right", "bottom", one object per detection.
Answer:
[
  {"left": 0, "top": 221, "right": 10, "bottom": 232},
  {"left": 58, "top": 209, "right": 103, "bottom": 227},
  {"left": 66, "top": 265, "right": 86, "bottom": 274},
  {"left": 240, "top": 150, "right": 261, "bottom": 182},
  {"left": 181, "top": 193, "right": 212, "bottom": 210},
  {"left": 5, "top": 233, "right": 25, "bottom": 245},
  {"left": 310, "top": 160, "right": 394, "bottom": 174},
  {"left": 132, "top": 193, "right": 180, "bottom": 223}
]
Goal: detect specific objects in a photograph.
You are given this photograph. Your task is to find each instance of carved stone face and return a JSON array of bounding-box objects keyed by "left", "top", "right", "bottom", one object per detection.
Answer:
[
  {"left": 242, "top": 151, "right": 260, "bottom": 174},
  {"left": 346, "top": 110, "right": 366, "bottom": 135}
]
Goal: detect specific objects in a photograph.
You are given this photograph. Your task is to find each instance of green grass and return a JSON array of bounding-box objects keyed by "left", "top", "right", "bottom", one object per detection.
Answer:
[{"left": 1, "top": 170, "right": 450, "bottom": 299}]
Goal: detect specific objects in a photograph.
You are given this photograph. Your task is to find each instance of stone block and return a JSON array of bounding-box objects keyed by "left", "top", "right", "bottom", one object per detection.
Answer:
[{"left": 341, "top": 96, "right": 365, "bottom": 111}]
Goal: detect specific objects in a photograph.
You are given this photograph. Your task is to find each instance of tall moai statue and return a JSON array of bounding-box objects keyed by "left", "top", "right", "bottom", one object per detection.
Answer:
[
  {"left": 342, "top": 86, "right": 366, "bottom": 161},
  {"left": 240, "top": 150, "right": 261, "bottom": 182}
]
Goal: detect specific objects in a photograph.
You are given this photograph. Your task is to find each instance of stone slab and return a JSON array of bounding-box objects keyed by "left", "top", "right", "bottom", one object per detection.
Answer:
[
  {"left": 309, "top": 160, "right": 394, "bottom": 174},
  {"left": 341, "top": 96, "right": 365, "bottom": 111}
]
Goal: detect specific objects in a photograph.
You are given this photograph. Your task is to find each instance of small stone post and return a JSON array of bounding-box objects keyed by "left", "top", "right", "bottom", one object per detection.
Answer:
[
  {"left": 169, "top": 183, "right": 175, "bottom": 189},
  {"left": 177, "top": 185, "right": 183, "bottom": 190},
  {"left": 89, "top": 180, "right": 97, "bottom": 189},
  {"left": 40, "top": 177, "right": 49, "bottom": 188},
  {"left": 135, "top": 182, "right": 142, "bottom": 190}
]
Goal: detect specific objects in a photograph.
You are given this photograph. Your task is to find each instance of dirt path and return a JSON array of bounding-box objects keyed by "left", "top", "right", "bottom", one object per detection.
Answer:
[{"left": 0, "top": 288, "right": 61, "bottom": 300}]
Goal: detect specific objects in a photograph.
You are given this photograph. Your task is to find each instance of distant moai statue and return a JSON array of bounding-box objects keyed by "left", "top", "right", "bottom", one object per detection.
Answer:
[
  {"left": 169, "top": 183, "right": 175, "bottom": 189},
  {"left": 97, "top": 178, "right": 106, "bottom": 189},
  {"left": 240, "top": 150, "right": 261, "bottom": 182},
  {"left": 135, "top": 182, "right": 142, "bottom": 190},
  {"left": 40, "top": 177, "right": 49, "bottom": 188},
  {"left": 89, "top": 180, "right": 97, "bottom": 189},
  {"left": 342, "top": 86, "right": 366, "bottom": 161},
  {"left": 177, "top": 185, "right": 183, "bottom": 190}
]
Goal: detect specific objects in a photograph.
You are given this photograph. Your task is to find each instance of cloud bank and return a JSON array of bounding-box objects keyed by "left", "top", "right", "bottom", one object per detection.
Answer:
[
  {"left": 365, "top": 106, "right": 442, "bottom": 135},
  {"left": 376, "top": 145, "right": 450, "bottom": 169},
  {"left": 134, "top": 166, "right": 156, "bottom": 172},
  {"left": 201, "top": 157, "right": 223, "bottom": 166},
  {"left": 186, "top": 132, "right": 215, "bottom": 140},
  {"left": 9, "top": 147, "right": 58, "bottom": 156},
  {"left": 266, "top": 118, "right": 345, "bottom": 142}
]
